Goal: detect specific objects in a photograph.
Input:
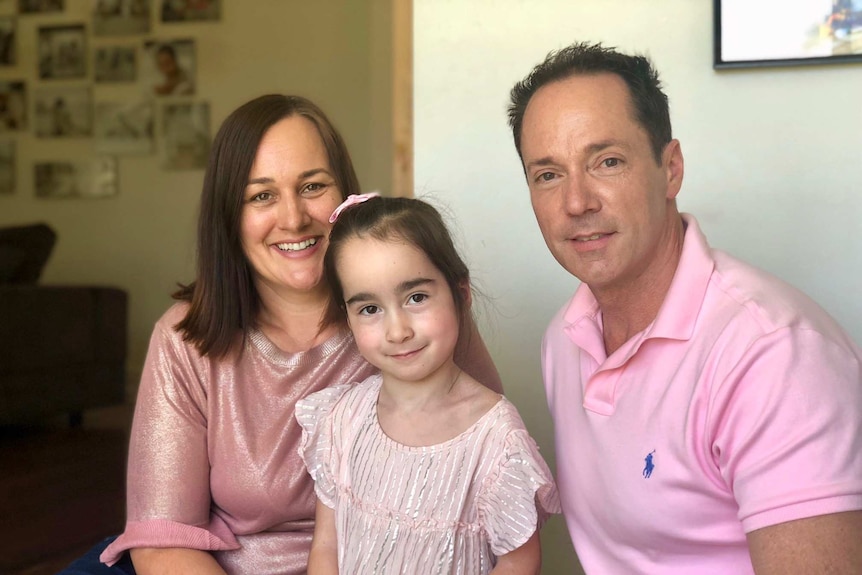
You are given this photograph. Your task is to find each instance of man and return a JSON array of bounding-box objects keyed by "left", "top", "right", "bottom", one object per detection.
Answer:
[{"left": 507, "top": 41, "right": 862, "bottom": 574}]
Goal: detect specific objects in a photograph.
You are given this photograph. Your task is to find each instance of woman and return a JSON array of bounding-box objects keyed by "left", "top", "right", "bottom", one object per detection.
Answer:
[{"left": 60, "top": 94, "right": 501, "bottom": 575}]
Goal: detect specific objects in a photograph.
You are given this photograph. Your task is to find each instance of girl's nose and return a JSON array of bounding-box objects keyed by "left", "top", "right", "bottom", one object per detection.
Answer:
[{"left": 386, "top": 310, "right": 413, "bottom": 343}]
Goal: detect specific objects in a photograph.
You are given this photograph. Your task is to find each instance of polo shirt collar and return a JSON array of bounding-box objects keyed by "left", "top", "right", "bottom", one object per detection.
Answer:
[{"left": 562, "top": 213, "right": 715, "bottom": 365}]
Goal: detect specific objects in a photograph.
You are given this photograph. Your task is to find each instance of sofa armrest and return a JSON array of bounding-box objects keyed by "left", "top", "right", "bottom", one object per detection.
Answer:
[{"left": 0, "top": 285, "right": 128, "bottom": 373}]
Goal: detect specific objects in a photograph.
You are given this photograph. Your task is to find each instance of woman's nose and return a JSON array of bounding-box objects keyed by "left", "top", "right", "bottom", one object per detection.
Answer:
[{"left": 277, "top": 195, "right": 307, "bottom": 229}]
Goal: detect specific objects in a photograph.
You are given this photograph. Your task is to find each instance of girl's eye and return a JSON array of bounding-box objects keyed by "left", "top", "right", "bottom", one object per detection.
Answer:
[
  {"left": 407, "top": 293, "right": 428, "bottom": 305},
  {"left": 358, "top": 305, "right": 380, "bottom": 316}
]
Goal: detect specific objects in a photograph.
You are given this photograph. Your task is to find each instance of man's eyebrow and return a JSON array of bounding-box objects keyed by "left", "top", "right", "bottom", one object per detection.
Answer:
[{"left": 525, "top": 140, "right": 628, "bottom": 171}]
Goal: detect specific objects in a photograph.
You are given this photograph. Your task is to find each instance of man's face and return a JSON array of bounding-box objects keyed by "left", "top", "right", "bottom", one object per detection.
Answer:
[{"left": 519, "top": 73, "right": 683, "bottom": 296}]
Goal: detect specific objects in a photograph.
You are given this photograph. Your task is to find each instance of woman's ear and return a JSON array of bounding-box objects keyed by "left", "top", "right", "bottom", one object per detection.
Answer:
[{"left": 459, "top": 279, "right": 473, "bottom": 308}]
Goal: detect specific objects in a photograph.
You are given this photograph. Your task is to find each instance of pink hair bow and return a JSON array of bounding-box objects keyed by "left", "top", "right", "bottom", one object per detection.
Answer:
[{"left": 329, "top": 192, "right": 381, "bottom": 223}]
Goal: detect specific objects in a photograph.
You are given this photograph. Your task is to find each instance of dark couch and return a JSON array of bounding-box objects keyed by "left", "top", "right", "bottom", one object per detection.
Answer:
[{"left": 0, "top": 223, "right": 128, "bottom": 425}]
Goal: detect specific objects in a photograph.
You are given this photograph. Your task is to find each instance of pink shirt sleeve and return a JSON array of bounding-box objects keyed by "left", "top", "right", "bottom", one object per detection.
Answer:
[
  {"left": 101, "top": 312, "right": 240, "bottom": 565},
  {"left": 712, "top": 327, "right": 862, "bottom": 533}
]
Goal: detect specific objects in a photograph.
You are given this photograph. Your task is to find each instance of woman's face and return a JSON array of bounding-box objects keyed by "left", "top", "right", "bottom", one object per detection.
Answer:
[{"left": 240, "top": 115, "right": 343, "bottom": 299}]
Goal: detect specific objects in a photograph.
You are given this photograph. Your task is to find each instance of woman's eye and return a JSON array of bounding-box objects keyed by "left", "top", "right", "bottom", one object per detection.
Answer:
[
  {"left": 358, "top": 305, "right": 379, "bottom": 316},
  {"left": 303, "top": 182, "right": 326, "bottom": 195},
  {"left": 249, "top": 191, "right": 273, "bottom": 202}
]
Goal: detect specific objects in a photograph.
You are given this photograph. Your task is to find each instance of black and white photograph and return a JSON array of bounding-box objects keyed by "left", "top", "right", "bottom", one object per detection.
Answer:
[
  {"left": 162, "top": 101, "right": 209, "bottom": 169},
  {"left": 0, "top": 140, "right": 14, "bottom": 195},
  {"left": 34, "top": 158, "right": 119, "bottom": 199},
  {"left": 18, "top": 0, "right": 64, "bottom": 14},
  {"left": 93, "top": 0, "right": 151, "bottom": 36},
  {"left": 0, "top": 81, "right": 26, "bottom": 132},
  {"left": 92, "top": 155, "right": 119, "bottom": 197},
  {"left": 34, "top": 162, "right": 82, "bottom": 198},
  {"left": 94, "top": 99, "right": 154, "bottom": 154},
  {"left": 34, "top": 87, "right": 91, "bottom": 137},
  {"left": 143, "top": 38, "right": 195, "bottom": 96},
  {"left": 94, "top": 45, "right": 136, "bottom": 82},
  {"left": 38, "top": 24, "right": 86, "bottom": 79},
  {"left": 160, "top": 0, "right": 220, "bottom": 23},
  {"left": 0, "top": 17, "right": 16, "bottom": 66}
]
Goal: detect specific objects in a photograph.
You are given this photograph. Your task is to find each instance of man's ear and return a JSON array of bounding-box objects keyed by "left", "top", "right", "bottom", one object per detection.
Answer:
[{"left": 663, "top": 139, "right": 684, "bottom": 200}]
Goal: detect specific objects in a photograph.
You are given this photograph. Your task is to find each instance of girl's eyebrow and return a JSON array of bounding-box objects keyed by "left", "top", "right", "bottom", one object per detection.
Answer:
[{"left": 344, "top": 277, "right": 434, "bottom": 306}]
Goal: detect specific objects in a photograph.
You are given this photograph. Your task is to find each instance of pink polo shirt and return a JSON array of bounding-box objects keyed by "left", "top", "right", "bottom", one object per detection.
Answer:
[{"left": 542, "top": 214, "right": 862, "bottom": 574}]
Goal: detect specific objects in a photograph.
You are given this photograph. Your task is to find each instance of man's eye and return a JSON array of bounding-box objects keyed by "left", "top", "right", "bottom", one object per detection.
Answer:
[
  {"left": 602, "top": 158, "right": 620, "bottom": 168},
  {"left": 537, "top": 172, "right": 555, "bottom": 182},
  {"left": 358, "top": 305, "right": 379, "bottom": 316}
]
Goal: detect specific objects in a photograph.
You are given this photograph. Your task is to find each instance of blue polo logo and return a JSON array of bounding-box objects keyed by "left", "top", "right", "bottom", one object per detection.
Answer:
[{"left": 643, "top": 450, "right": 655, "bottom": 478}]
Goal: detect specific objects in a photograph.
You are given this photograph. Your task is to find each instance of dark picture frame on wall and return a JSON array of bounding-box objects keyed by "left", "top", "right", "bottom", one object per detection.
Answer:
[
  {"left": 0, "top": 17, "right": 16, "bottom": 66},
  {"left": 714, "top": 0, "right": 862, "bottom": 69},
  {"left": 38, "top": 24, "right": 87, "bottom": 79}
]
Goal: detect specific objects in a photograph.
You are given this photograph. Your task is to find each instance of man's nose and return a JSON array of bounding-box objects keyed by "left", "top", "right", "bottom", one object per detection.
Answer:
[{"left": 562, "top": 173, "right": 600, "bottom": 216}]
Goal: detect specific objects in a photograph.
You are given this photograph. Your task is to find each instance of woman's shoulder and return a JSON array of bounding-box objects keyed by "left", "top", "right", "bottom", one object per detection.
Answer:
[{"left": 155, "top": 300, "right": 191, "bottom": 330}]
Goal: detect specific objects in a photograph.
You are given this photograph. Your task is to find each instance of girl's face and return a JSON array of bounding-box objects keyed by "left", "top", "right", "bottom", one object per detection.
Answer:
[
  {"left": 337, "top": 236, "right": 461, "bottom": 385},
  {"left": 240, "top": 115, "right": 343, "bottom": 299}
]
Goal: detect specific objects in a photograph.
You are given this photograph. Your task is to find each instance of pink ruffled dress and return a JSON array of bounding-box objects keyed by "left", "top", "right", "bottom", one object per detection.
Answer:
[{"left": 296, "top": 375, "right": 561, "bottom": 574}]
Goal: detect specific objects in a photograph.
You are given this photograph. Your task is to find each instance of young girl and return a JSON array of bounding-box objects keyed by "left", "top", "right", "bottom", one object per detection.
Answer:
[{"left": 296, "top": 193, "right": 560, "bottom": 574}]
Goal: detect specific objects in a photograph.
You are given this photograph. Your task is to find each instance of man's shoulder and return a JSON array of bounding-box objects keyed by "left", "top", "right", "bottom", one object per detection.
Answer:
[{"left": 707, "top": 249, "right": 852, "bottom": 343}]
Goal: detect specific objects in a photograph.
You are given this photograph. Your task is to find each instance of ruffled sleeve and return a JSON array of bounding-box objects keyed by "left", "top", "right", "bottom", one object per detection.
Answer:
[
  {"left": 478, "top": 428, "right": 562, "bottom": 557},
  {"left": 296, "top": 383, "right": 354, "bottom": 508}
]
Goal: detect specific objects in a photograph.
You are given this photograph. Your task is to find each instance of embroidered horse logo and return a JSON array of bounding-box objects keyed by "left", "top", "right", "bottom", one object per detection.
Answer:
[{"left": 643, "top": 450, "right": 655, "bottom": 478}]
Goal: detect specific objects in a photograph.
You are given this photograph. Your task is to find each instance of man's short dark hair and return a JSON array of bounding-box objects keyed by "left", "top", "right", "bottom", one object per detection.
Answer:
[{"left": 508, "top": 41, "right": 672, "bottom": 163}]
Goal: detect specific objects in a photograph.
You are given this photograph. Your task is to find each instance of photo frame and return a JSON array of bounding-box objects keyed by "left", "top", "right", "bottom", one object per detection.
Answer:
[
  {"left": 38, "top": 24, "right": 87, "bottom": 79},
  {"left": 94, "top": 45, "right": 136, "bottom": 82},
  {"left": 714, "top": 0, "right": 862, "bottom": 69},
  {"left": 0, "top": 81, "right": 26, "bottom": 132},
  {"left": 92, "top": 0, "right": 151, "bottom": 37},
  {"left": 0, "top": 17, "right": 16, "bottom": 66},
  {"left": 94, "top": 99, "right": 154, "bottom": 155},
  {"left": 34, "top": 158, "right": 119, "bottom": 199},
  {"left": 143, "top": 39, "right": 195, "bottom": 96},
  {"left": 0, "top": 140, "right": 14, "bottom": 195},
  {"left": 161, "top": 101, "right": 209, "bottom": 170},
  {"left": 161, "top": 0, "right": 220, "bottom": 23},
  {"left": 18, "top": 0, "right": 64, "bottom": 14},
  {"left": 34, "top": 86, "right": 92, "bottom": 137}
]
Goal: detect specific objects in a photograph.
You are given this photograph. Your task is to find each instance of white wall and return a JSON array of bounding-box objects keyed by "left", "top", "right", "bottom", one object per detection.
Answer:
[
  {"left": 0, "top": 0, "right": 393, "bottom": 384},
  {"left": 414, "top": 1, "right": 862, "bottom": 572}
]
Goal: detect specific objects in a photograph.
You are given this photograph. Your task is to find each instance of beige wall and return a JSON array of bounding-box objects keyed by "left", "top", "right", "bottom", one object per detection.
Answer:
[{"left": 0, "top": 0, "right": 394, "bottom": 384}]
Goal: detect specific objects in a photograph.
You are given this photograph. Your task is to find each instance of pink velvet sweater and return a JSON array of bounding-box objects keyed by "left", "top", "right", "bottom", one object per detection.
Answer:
[{"left": 101, "top": 303, "right": 377, "bottom": 574}]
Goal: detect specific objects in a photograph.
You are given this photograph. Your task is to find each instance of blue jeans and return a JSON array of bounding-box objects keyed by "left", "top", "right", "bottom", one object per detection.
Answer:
[{"left": 57, "top": 536, "right": 136, "bottom": 575}]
